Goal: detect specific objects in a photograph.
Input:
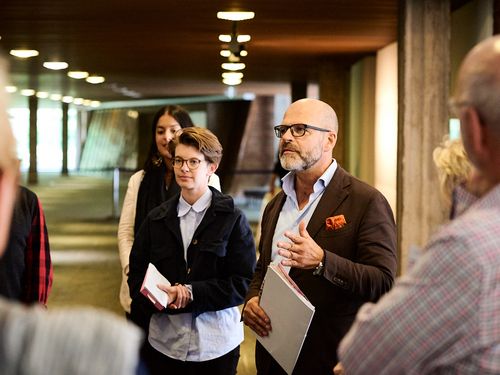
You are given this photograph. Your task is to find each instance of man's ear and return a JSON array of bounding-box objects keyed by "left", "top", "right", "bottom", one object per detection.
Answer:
[
  {"left": 325, "top": 131, "right": 337, "bottom": 152},
  {"left": 463, "top": 107, "right": 490, "bottom": 166}
]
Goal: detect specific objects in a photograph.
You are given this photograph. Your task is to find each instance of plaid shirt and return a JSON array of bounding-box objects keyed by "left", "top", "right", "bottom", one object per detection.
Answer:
[
  {"left": 0, "top": 187, "right": 53, "bottom": 305},
  {"left": 338, "top": 184, "right": 500, "bottom": 374},
  {"left": 22, "top": 196, "right": 53, "bottom": 305}
]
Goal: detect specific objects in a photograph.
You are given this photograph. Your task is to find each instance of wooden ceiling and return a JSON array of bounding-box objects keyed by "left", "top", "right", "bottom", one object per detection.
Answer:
[{"left": 0, "top": 0, "right": 398, "bottom": 106}]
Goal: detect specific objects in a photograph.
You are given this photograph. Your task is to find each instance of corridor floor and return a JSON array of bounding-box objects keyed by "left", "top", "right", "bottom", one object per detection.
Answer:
[{"left": 28, "top": 172, "right": 257, "bottom": 374}]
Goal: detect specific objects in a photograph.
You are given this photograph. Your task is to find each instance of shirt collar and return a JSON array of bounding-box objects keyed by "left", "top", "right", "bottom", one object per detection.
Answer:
[
  {"left": 177, "top": 188, "right": 212, "bottom": 217},
  {"left": 282, "top": 159, "right": 337, "bottom": 197}
]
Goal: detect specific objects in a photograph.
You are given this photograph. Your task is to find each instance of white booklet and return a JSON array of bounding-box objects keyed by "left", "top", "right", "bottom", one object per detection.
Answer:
[
  {"left": 255, "top": 263, "right": 315, "bottom": 374},
  {"left": 140, "top": 263, "right": 171, "bottom": 310}
]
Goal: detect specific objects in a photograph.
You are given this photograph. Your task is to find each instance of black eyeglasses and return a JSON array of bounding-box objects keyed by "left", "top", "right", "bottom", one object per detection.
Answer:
[
  {"left": 172, "top": 157, "right": 205, "bottom": 170},
  {"left": 273, "top": 123, "right": 331, "bottom": 138}
]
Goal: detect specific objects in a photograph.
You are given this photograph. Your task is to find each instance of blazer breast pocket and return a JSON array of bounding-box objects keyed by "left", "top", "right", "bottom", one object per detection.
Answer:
[{"left": 316, "top": 223, "right": 354, "bottom": 239}]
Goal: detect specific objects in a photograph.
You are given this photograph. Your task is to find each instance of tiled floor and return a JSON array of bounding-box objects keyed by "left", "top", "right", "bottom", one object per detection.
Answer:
[{"left": 28, "top": 172, "right": 257, "bottom": 374}]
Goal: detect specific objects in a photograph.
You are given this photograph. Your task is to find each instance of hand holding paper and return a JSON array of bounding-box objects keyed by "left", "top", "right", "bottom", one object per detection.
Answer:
[{"left": 140, "top": 263, "right": 170, "bottom": 310}]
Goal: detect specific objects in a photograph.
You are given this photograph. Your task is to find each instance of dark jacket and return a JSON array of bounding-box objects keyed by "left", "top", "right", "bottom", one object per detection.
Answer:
[
  {"left": 129, "top": 187, "right": 256, "bottom": 330},
  {"left": 247, "top": 166, "right": 397, "bottom": 374}
]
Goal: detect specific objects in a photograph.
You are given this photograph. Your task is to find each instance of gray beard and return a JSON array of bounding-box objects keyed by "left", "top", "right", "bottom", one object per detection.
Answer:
[{"left": 280, "top": 148, "right": 321, "bottom": 171}]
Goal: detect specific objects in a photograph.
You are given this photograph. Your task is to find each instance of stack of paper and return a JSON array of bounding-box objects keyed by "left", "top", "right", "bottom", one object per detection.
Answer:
[
  {"left": 140, "top": 263, "right": 171, "bottom": 310},
  {"left": 256, "top": 263, "right": 315, "bottom": 374}
]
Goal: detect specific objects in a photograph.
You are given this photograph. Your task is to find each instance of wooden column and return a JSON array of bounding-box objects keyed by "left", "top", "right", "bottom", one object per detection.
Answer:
[
  {"left": 291, "top": 81, "right": 307, "bottom": 102},
  {"left": 397, "top": 0, "right": 450, "bottom": 274},
  {"left": 28, "top": 95, "right": 38, "bottom": 184},
  {"left": 318, "top": 60, "right": 349, "bottom": 168},
  {"left": 61, "top": 102, "right": 69, "bottom": 175}
]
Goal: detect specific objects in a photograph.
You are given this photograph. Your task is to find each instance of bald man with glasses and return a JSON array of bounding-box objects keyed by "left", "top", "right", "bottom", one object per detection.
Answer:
[{"left": 242, "top": 98, "right": 397, "bottom": 374}]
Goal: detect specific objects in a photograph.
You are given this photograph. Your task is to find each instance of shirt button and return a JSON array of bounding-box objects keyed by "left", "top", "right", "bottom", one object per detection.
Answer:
[{"left": 192, "top": 239, "right": 198, "bottom": 245}]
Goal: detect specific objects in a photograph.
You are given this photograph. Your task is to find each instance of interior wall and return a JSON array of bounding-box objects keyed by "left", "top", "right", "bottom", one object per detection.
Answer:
[{"left": 375, "top": 42, "right": 398, "bottom": 213}]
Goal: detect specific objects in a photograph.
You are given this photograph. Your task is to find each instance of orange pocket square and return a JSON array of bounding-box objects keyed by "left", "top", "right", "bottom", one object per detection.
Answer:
[{"left": 325, "top": 215, "right": 347, "bottom": 231}]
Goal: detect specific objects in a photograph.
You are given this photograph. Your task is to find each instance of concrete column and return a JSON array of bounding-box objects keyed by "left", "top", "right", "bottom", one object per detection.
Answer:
[
  {"left": 397, "top": 0, "right": 450, "bottom": 274},
  {"left": 28, "top": 95, "right": 38, "bottom": 184},
  {"left": 62, "top": 102, "right": 69, "bottom": 175},
  {"left": 318, "top": 60, "right": 349, "bottom": 167}
]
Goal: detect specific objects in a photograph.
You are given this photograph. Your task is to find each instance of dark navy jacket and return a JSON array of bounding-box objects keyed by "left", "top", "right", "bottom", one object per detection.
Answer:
[{"left": 128, "top": 187, "right": 256, "bottom": 329}]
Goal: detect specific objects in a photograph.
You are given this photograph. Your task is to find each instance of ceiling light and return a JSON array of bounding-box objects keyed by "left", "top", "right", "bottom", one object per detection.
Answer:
[
  {"left": 221, "top": 62, "right": 245, "bottom": 71},
  {"left": 36, "top": 91, "right": 49, "bottom": 99},
  {"left": 43, "top": 61, "right": 69, "bottom": 70},
  {"left": 217, "top": 11, "right": 255, "bottom": 21},
  {"left": 10, "top": 49, "right": 39, "bottom": 58},
  {"left": 86, "top": 76, "right": 105, "bottom": 84},
  {"left": 5, "top": 86, "right": 17, "bottom": 93},
  {"left": 220, "top": 50, "right": 231, "bottom": 58},
  {"left": 90, "top": 101, "right": 101, "bottom": 108},
  {"left": 222, "top": 77, "right": 242, "bottom": 86},
  {"left": 67, "top": 71, "right": 89, "bottom": 79},
  {"left": 222, "top": 72, "right": 244, "bottom": 80},
  {"left": 20, "top": 89, "right": 36, "bottom": 96},
  {"left": 219, "top": 34, "right": 232, "bottom": 43},
  {"left": 237, "top": 35, "right": 251, "bottom": 43},
  {"left": 49, "top": 94, "right": 62, "bottom": 101},
  {"left": 73, "top": 97, "right": 84, "bottom": 105},
  {"left": 239, "top": 50, "right": 248, "bottom": 57},
  {"left": 83, "top": 99, "right": 92, "bottom": 106},
  {"left": 62, "top": 95, "right": 74, "bottom": 103}
]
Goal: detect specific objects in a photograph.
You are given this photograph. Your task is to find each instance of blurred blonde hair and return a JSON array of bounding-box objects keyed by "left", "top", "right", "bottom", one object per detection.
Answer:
[
  {"left": 432, "top": 136, "right": 472, "bottom": 205},
  {"left": 0, "top": 56, "right": 17, "bottom": 171}
]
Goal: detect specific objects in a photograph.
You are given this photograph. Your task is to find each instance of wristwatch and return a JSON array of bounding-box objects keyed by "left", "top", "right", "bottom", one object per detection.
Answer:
[{"left": 313, "top": 249, "right": 326, "bottom": 276}]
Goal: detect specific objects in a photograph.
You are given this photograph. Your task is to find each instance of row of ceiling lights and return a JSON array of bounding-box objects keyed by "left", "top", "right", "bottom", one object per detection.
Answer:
[
  {"left": 217, "top": 11, "right": 254, "bottom": 86},
  {"left": 0, "top": 35, "right": 103, "bottom": 107},
  {"left": 9, "top": 49, "right": 105, "bottom": 84}
]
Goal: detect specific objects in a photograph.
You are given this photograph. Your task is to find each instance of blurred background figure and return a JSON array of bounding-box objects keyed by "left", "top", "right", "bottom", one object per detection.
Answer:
[{"left": 0, "top": 185, "right": 53, "bottom": 306}]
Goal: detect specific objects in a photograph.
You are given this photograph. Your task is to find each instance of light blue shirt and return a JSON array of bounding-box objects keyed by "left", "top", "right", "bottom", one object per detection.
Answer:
[
  {"left": 149, "top": 188, "right": 243, "bottom": 361},
  {"left": 272, "top": 159, "right": 337, "bottom": 273}
]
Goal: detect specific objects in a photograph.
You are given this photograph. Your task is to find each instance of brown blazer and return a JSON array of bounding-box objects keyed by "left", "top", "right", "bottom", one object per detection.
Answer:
[{"left": 247, "top": 166, "right": 397, "bottom": 374}]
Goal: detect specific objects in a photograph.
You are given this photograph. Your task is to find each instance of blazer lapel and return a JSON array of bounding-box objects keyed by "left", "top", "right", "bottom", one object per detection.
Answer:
[
  {"left": 306, "top": 167, "right": 350, "bottom": 238},
  {"left": 260, "top": 192, "right": 287, "bottom": 264}
]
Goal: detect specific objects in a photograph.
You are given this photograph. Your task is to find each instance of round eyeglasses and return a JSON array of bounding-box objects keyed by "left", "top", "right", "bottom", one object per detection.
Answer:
[
  {"left": 172, "top": 157, "right": 204, "bottom": 170},
  {"left": 274, "top": 123, "right": 331, "bottom": 138}
]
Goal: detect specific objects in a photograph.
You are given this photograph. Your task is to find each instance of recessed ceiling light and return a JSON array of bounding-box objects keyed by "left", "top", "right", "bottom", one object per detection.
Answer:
[
  {"left": 68, "top": 71, "right": 89, "bottom": 79},
  {"left": 220, "top": 50, "right": 231, "bottom": 58},
  {"left": 5, "top": 86, "right": 17, "bottom": 93},
  {"left": 36, "top": 91, "right": 49, "bottom": 98},
  {"left": 20, "top": 89, "right": 36, "bottom": 96},
  {"left": 73, "top": 98, "right": 84, "bottom": 105},
  {"left": 90, "top": 101, "right": 101, "bottom": 108},
  {"left": 239, "top": 50, "right": 248, "bottom": 57},
  {"left": 50, "top": 94, "right": 62, "bottom": 101},
  {"left": 83, "top": 99, "right": 92, "bottom": 106},
  {"left": 221, "top": 63, "right": 246, "bottom": 71},
  {"left": 86, "top": 76, "right": 105, "bottom": 84},
  {"left": 10, "top": 49, "right": 39, "bottom": 58},
  {"left": 62, "top": 95, "right": 74, "bottom": 103},
  {"left": 217, "top": 11, "right": 255, "bottom": 21},
  {"left": 43, "top": 61, "right": 69, "bottom": 70}
]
